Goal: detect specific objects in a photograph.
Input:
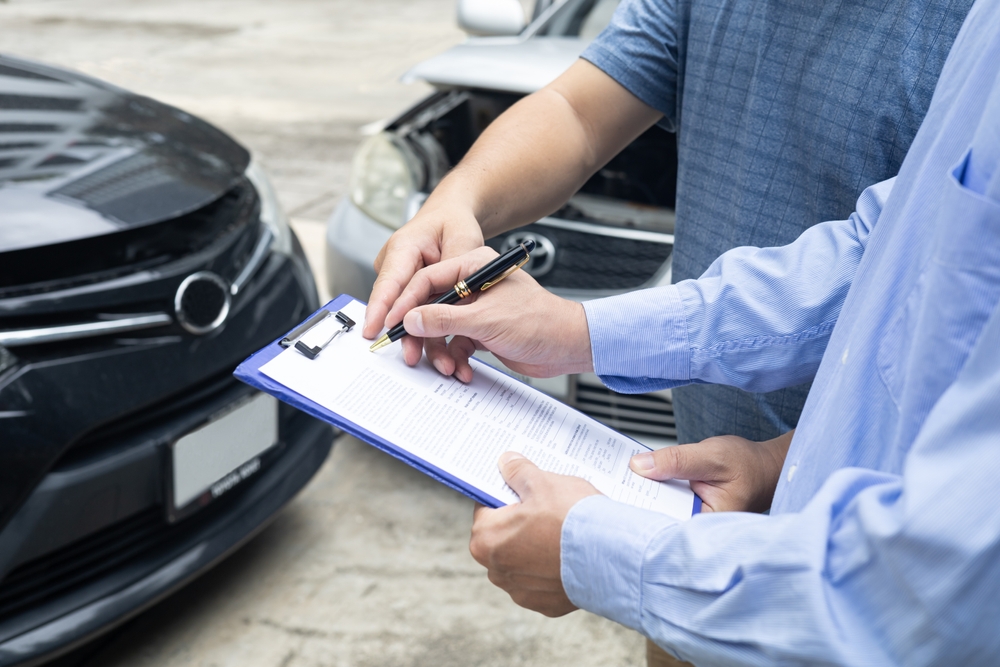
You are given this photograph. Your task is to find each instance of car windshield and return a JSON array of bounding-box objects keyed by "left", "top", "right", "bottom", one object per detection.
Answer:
[{"left": 535, "top": 0, "right": 620, "bottom": 40}]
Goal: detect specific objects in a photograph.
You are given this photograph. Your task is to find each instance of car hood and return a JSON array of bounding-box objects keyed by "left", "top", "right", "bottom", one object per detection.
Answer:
[
  {"left": 402, "top": 36, "right": 585, "bottom": 95},
  {"left": 0, "top": 55, "right": 249, "bottom": 254}
]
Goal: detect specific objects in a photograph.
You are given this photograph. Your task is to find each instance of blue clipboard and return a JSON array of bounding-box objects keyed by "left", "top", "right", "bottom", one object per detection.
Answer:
[
  {"left": 235, "top": 294, "right": 702, "bottom": 515},
  {"left": 235, "top": 294, "right": 507, "bottom": 508}
]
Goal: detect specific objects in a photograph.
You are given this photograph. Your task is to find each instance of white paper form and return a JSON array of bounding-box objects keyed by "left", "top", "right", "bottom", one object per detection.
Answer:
[{"left": 260, "top": 300, "right": 695, "bottom": 520}]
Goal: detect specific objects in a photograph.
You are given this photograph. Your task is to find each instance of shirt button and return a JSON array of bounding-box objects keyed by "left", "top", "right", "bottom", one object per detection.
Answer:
[
  {"left": 841, "top": 347, "right": 849, "bottom": 365},
  {"left": 787, "top": 464, "right": 798, "bottom": 482}
]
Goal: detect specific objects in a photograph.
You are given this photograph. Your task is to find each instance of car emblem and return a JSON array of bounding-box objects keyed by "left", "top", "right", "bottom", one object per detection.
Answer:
[
  {"left": 174, "top": 271, "right": 232, "bottom": 335},
  {"left": 501, "top": 232, "right": 556, "bottom": 277}
]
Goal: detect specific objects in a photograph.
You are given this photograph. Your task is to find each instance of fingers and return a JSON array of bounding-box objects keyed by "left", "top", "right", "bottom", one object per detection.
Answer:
[
  {"left": 403, "top": 302, "right": 466, "bottom": 341},
  {"left": 422, "top": 335, "right": 455, "bottom": 375},
  {"left": 448, "top": 336, "right": 477, "bottom": 383},
  {"left": 386, "top": 246, "right": 499, "bottom": 327},
  {"left": 365, "top": 242, "right": 426, "bottom": 339},
  {"left": 629, "top": 443, "right": 726, "bottom": 482},
  {"left": 420, "top": 332, "right": 476, "bottom": 376},
  {"left": 400, "top": 333, "right": 426, "bottom": 367},
  {"left": 498, "top": 451, "right": 541, "bottom": 500}
]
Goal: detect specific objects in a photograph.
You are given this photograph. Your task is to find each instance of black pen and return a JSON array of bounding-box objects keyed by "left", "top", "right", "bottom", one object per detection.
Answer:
[{"left": 369, "top": 238, "right": 536, "bottom": 352}]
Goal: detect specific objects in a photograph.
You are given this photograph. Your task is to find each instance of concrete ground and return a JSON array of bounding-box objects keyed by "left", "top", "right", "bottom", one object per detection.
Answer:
[{"left": 0, "top": 1, "right": 646, "bottom": 665}]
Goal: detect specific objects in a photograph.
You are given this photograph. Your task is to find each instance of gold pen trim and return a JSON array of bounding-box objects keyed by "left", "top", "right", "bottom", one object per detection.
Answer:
[
  {"left": 369, "top": 334, "right": 391, "bottom": 352},
  {"left": 454, "top": 279, "right": 472, "bottom": 299},
  {"left": 481, "top": 255, "right": 530, "bottom": 291}
]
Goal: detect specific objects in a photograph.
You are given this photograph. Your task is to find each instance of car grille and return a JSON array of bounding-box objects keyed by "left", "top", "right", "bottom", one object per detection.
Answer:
[
  {"left": 574, "top": 382, "right": 677, "bottom": 440},
  {"left": 488, "top": 222, "right": 671, "bottom": 291},
  {"left": 0, "top": 507, "right": 168, "bottom": 624}
]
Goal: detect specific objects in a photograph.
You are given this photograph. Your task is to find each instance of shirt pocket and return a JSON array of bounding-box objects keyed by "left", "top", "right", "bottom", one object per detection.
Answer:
[{"left": 877, "top": 148, "right": 1000, "bottom": 407}]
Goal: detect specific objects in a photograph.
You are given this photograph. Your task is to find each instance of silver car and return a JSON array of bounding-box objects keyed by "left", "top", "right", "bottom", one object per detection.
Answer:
[{"left": 326, "top": 0, "right": 678, "bottom": 447}]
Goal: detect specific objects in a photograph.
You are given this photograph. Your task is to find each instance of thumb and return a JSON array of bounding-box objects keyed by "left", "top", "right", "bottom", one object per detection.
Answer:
[
  {"left": 630, "top": 444, "right": 723, "bottom": 482},
  {"left": 498, "top": 451, "right": 540, "bottom": 500},
  {"left": 405, "top": 303, "right": 484, "bottom": 339}
]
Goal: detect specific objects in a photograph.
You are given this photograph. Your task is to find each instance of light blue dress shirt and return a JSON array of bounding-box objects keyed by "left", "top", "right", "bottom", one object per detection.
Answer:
[{"left": 564, "top": 2, "right": 1000, "bottom": 664}]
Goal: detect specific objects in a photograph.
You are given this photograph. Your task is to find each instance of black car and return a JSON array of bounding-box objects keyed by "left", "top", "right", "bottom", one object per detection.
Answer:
[{"left": 0, "top": 55, "right": 333, "bottom": 665}]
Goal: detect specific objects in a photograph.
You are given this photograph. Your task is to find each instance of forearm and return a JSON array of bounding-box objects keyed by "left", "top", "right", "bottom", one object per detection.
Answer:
[
  {"left": 427, "top": 90, "right": 594, "bottom": 238},
  {"left": 366, "top": 61, "right": 660, "bottom": 337},
  {"left": 585, "top": 178, "right": 893, "bottom": 393},
  {"left": 424, "top": 60, "right": 661, "bottom": 239},
  {"left": 564, "top": 304, "right": 1000, "bottom": 664}
]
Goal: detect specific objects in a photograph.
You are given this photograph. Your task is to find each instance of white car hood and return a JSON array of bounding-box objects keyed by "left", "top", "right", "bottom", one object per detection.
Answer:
[{"left": 402, "top": 37, "right": 586, "bottom": 94}]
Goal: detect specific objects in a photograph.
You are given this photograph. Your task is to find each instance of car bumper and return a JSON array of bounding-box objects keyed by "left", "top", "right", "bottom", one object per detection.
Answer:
[
  {"left": 0, "top": 410, "right": 332, "bottom": 667},
  {"left": 325, "top": 197, "right": 391, "bottom": 306}
]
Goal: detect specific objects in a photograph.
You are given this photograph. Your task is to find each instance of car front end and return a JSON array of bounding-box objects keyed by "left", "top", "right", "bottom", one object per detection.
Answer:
[{"left": 0, "top": 55, "right": 333, "bottom": 665}]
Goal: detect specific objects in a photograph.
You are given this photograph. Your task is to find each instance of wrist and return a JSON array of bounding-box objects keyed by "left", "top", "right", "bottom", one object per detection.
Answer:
[
  {"left": 755, "top": 430, "right": 794, "bottom": 508},
  {"left": 541, "top": 297, "right": 594, "bottom": 375},
  {"left": 420, "top": 174, "right": 480, "bottom": 216},
  {"left": 762, "top": 430, "right": 794, "bottom": 470},
  {"left": 558, "top": 299, "right": 594, "bottom": 375}
]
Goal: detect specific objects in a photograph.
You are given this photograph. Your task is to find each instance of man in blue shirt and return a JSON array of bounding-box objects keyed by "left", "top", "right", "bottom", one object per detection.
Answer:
[
  {"left": 383, "top": 1, "right": 1000, "bottom": 662},
  {"left": 364, "top": 0, "right": 971, "bottom": 454}
]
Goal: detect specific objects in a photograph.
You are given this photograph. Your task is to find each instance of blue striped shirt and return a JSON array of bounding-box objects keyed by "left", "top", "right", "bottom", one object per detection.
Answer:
[
  {"left": 581, "top": 0, "right": 972, "bottom": 446},
  {"left": 566, "top": 2, "right": 1000, "bottom": 663}
]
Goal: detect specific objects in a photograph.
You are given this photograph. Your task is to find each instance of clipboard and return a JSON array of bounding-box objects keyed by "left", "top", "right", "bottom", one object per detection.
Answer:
[
  {"left": 236, "top": 294, "right": 702, "bottom": 515},
  {"left": 235, "top": 294, "right": 509, "bottom": 507}
]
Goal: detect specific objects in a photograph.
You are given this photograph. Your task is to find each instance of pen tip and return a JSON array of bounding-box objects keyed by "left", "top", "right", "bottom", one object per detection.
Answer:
[{"left": 369, "top": 335, "right": 391, "bottom": 352}]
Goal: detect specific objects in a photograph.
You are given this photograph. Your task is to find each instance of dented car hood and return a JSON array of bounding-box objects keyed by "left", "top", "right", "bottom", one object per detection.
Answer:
[{"left": 402, "top": 36, "right": 586, "bottom": 95}]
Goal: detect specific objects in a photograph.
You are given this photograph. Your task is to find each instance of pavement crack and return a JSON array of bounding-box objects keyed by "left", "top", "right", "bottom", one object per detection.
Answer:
[{"left": 258, "top": 618, "right": 330, "bottom": 639}]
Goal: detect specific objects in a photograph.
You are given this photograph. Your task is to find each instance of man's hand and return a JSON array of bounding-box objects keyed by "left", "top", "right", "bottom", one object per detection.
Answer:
[
  {"left": 364, "top": 202, "right": 484, "bottom": 339},
  {"left": 628, "top": 431, "right": 794, "bottom": 513},
  {"left": 470, "top": 452, "right": 601, "bottom": 617},
  {"left": 389, "top": 247, "right": 594, "bottom": 382}
]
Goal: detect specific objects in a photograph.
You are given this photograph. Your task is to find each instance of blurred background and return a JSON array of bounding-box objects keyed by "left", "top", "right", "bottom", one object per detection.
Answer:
[{"left": 0, "top": 1, "right": 645, "bottom": 665}]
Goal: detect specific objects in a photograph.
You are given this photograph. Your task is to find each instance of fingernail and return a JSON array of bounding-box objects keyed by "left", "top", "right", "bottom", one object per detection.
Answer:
[
  {"left": 631, "top": 452, "right": 655, "bottom": 471},
  {"left": 499, "top": 451, "right": 525, "bottom": 466},
  {"left": 408, "top": 311, "right": 424, "bottom": 336},
  {"left": 433, "top": 358, "right": 447, "bottom": 375}
]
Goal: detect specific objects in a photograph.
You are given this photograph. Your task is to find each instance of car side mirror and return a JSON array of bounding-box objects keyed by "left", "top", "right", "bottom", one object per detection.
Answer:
[{"left": 456, "top": 0, "right": 526, "bottom": 36}]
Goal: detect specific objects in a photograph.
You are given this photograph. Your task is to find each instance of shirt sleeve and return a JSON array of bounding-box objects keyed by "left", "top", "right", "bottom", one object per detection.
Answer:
[
  {"left": 583, "top": 177, "right": 893, "bottom": 394},
  {"left": 562, "top": 297, "right": 1000, "bottom": 665},
  {"left": 580, "top": 0, "right": 681, "bottom": 129}
]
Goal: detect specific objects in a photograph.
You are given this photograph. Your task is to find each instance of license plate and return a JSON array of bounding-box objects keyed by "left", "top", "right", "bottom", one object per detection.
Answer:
[{"left": 168, "top": 393, "right": 278, "bottom": 521}]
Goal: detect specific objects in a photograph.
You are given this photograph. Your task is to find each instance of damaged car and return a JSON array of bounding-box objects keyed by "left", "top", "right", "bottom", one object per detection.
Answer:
[
  {"left": 0, "top": 54, "right": 332, "bottom": 665},
  {"left": 326, "top": 0, "right": 678, "bottom": 446}
]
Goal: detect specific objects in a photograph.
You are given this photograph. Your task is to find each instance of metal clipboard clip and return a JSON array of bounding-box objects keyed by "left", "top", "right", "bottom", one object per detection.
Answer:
[{"left": 279, "top": 310, "right": 356, "bottom": 360}]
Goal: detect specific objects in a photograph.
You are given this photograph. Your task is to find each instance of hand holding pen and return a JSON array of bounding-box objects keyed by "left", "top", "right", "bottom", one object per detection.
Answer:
[
  {"left": 372, "top": 243, "right": 594, "bottom": 383},
  {"left": 370, "top": 239, "right": 535, "bottom": 352}
]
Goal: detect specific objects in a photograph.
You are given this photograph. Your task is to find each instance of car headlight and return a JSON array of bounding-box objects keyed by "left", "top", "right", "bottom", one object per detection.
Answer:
[
  {"left": 349, "top": 132, "right": 424, "bottom": 230},
  {"left": 245, "top": 157, "right": 293, "bottom": 256}
]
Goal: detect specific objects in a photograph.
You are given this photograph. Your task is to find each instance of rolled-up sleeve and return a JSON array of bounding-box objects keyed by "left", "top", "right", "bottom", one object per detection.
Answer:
[
  {"left": 581, "top": 0, "right": 680, "bottom": 128},
  {"left": 583, "top": 177, "right": 892, "bottom": 394}
]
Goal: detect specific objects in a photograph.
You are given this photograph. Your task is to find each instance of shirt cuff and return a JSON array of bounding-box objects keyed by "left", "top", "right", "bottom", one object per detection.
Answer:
[
  {"left": 561, "top": 495, "right": 680, "bottom": 632},
  {"left": 583, "top": 286, "right": 691, "bottom": 392}
]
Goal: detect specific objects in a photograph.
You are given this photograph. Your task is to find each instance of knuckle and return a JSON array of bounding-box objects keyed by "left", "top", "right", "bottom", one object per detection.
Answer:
[
  {"left": 504, "top": 462, "right": 531, "bottom": 491},
  {"left": 469, "top": 534, "right": 488, "bottom": 565},
  {"left": 662, "top": 445, "right": 687, "bottom": 473},
  {"left": 434, "top": 306, "right": 456, "bottom": 335},
  {"left": 510, "top": 590, "right": 532, "bottom": 608}
]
